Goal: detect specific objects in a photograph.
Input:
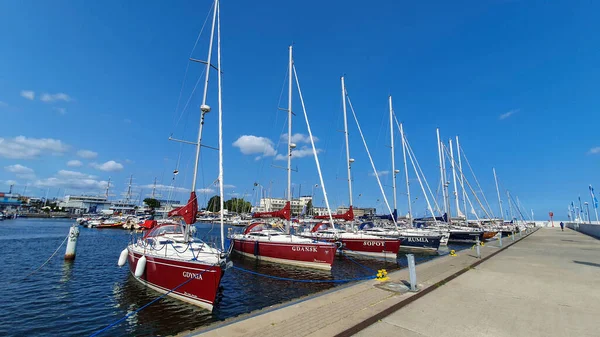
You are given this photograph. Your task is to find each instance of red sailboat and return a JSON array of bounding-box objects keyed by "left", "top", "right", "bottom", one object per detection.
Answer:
[
  {"left": 117, "top": 0, "right": 229, "bottom": 311},
  {"left": 230, "top": 46, "right": 337, "bottom": 270},
  {"left": 300, "top": 77, "right": 402, "bottom": 259},
  {"left": 232, "top": 202, "right": 336, "bottom": 269}
]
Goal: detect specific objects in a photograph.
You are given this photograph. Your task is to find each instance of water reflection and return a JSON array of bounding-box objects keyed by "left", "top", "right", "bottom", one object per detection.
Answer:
[
  {"left": 0, "top": 220, "right": 472, "bottom": 337},
  {"left": 60, "top": 260, "right": 74, "bottom": 283}
]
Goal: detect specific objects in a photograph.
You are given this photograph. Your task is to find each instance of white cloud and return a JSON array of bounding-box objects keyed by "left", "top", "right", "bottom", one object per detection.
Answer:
[
  {"left": 499, "top": 109, "right": 519, "bottom": 120},
  {"left": 40, "top": 93, "right": 72, "bottom": 103},
  {"left": 67, "top": 160, "right": 83, "bottom": 167},
  {"left": 0, "top": 136, "right": 69, "bottom": 160},
  {"left": 369, "top": 170, "right": 390, "bottom": 177},
  {"left": 142, "top": 183, "right": 187, "bottom": 194},
  {"left": 275, "top": 146, "right": 321, "bottom": 160},
  {"left": 4, "top": 164, "right": 35, "bottom": 179},
  {"left": 0, "top": 136, "right": 69, "bottom": 159},
  {"left": 588, "top": 147, "right": 600, "bottom": 155},
  {"left": 3, "top": 179, "right": 18, "bottom": 186},
  {"left": 197, "top": 188, "right": 215, "bottom": 194},
  {"left": 232, "top": 135, "right": 277, "bottom": 158},
  {"left": 33, "top": 177, "right": 109, "bottom": 191},
  {"left": 53, "top": 107, "right": 67, "bottom": 115},
  {"left": 57, "top": 170, "right": 96, "bottom": 179},
  {"left": 90, "top": 160, "right": 124, "bottom": 172},
  {"left": 20, "top": 90, "right": 35, "bottom": 100},
  {"left": 280, "top": 133, "right": 318, "bottom": 144},
  {"left": 77, "top": 150, "right": 98, "bottom": 159}
]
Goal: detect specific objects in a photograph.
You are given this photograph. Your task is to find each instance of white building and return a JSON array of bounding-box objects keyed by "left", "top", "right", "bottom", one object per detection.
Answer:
[
  {"left": 59, "top": 195, "right": 112, "bottom": 214},
  {"left": 336, "top": 206, "right": 376, "bottom": 217},
  {"left": 251, "top": 196, "right": 313, "bottom": 215}
]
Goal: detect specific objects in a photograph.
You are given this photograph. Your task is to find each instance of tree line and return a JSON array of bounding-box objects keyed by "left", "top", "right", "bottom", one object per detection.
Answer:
[
  {"left": 206, "top": 195, "right": 252, "bottom": 213},
  {"left": 144, "top": 196, "right": 252, "bottom": 213}
]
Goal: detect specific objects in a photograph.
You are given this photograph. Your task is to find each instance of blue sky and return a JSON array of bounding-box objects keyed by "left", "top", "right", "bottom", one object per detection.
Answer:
[{"left": 1, "top": 0, "right": 599, "bottom": 220}]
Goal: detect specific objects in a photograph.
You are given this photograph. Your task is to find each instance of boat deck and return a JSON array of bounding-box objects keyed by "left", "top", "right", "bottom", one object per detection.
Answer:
[{"left": 180, "top": 227, "right": 581, "bottom": 337}]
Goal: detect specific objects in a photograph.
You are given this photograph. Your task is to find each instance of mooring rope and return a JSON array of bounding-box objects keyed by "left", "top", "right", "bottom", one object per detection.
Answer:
[
  {"left": 23, "top": 233, "right": 69, "bottom": 280},
  {"left": 339, "top": 250, "right": 378, "bottom": 273},
  {"left": 88, "top": 265, "right": 217, "bottom": 337}
]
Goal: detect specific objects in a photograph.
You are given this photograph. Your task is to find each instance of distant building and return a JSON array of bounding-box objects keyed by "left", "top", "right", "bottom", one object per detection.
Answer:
[
  {"left": 336, "top": 206, "right": 376, "bottom": 217},
  {"left": 154, "top": 203, "right": 185, "bottom": 217},
  {"left": 110, "top": 200, "right": 138, "bottom": 214},
  {"left": 0, "top": 193, "right": 23, "bottom": 209},
  {"left": 154, "top": 199, "right": 181, "bottom": 206},
  {"left": 59, "top": 195, "right": 112, "bottom": 214},
  {"left": 251, "top": 196, "right": 313, "bottom": 215},
  {"left": 312, "top": 206, "right": 330, "bottom": 216}
]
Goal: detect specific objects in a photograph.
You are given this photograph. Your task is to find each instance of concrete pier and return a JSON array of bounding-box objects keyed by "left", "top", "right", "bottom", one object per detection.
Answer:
[
  {"left": 355, "top": 227, "right": 600, "bottom": 337},
  {"left": 180, "top": 227, "right": 596, "bottom": 337}
]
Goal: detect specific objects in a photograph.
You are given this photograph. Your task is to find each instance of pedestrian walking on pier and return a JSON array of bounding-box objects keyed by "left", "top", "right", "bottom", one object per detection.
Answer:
[{"left": 560, "top": 221, "right": 564, "bottom": 231}]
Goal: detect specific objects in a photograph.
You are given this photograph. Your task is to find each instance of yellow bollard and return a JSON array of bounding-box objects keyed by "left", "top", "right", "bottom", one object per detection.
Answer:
[{"left": 376, "top": 269, "right": 389, "bottom": 281}]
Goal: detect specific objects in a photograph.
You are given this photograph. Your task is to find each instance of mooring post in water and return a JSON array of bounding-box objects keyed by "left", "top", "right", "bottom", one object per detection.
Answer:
[
  {"left": 512, "top": 231, "right": 515, "bottom": 241},
  {"left": 475, "top": 236, "right": 481, "bottom": 259},
  {"left": 498, "top": 232, "right": 502, "bottom": 247},
  {"left": 406, "top": 254, "right": 417, "bottom": 291},
  {"left": 64, "top": 225, "right": 80, "bottom": 261}
]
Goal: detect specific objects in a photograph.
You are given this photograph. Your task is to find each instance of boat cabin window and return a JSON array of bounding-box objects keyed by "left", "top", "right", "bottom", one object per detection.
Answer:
[{"left": 148, "top": 224, "right": 184, "bottom": 237}]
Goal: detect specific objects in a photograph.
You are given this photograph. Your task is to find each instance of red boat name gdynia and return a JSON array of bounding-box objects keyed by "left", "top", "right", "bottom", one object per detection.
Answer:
[{"left": 182, "top": 271, "right": 204, "bottom": 280}]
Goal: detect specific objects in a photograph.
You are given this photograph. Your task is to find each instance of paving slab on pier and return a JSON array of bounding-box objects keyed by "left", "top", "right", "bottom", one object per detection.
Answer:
[
  {"left": 180, "top": 230, "right": 540, "bottom": 337},
  {"left": 356, "top": 227, "right": 600, "bottom": 337}
]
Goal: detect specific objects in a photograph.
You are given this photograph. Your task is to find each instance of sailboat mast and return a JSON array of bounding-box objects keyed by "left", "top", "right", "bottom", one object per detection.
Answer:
[
  {"left": 400, "top": 122, "right": 412, "bottom": 226},
  {"left": 191, "top": 1, "right": 218, "bottom": 193},
  {"left": 493, "top": 168, "right": 504, "bottom": 221},
  {"left": 456, "top": 136, "right": 467, "bottom": 219},
  {"left": 436, "top": 128, "right": 448, "bottom": 216},
  {"left": 341, "top": 76, "right": 353, "bottom": 206},
  {"left": 216, "top": 0, "right": 225, "bottom": 249},
  {"left": 441, "top": 143, "right": 451, "bottom": 219},
  {"left": 105, "top": 177, "right": 111, "bottom": 199},
  {"left": 151, "top": 177, "right": 157, "bottom": 198},
  {"left": 507, "top": 190, "right": 514, "bottom": 221},
  {"left": 449, "top": 139, "right": 460, "bottom": 217},
  {"left": 389, "top": 96, "right": 397, "bottom": 217},
  {"left": 286, "top": 45, "right": 293, "bottom": 234},
  {"left": 126, "top": 175, "right": 133, "bottom": 203}
]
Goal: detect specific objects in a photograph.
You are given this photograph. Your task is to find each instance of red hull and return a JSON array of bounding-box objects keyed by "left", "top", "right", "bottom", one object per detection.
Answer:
[
  {"left": 127, "top": 250, "right": 223, "bottom": 310},
  {"left": 232, "top": 239, "right": 336, "bottom": 270},
  {"left": 339, "top": 238, "right": 401, "bottom": 258}
]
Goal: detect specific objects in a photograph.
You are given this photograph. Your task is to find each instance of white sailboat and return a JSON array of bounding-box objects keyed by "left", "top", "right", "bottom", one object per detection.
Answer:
[{"left": 117, "top": 0, "right": 229, "bottom": 311}]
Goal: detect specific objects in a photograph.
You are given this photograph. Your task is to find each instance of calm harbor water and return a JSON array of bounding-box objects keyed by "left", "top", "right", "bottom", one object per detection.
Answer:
[{"left": 0, "top": 219, "right": 469, "bottom": 337}]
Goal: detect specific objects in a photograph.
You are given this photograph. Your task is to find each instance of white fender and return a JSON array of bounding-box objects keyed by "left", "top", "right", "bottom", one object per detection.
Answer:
[
  {"left": 117, "top": 248, "right": 128, "bottom": 267},
  {"left": 134, "top": 255, "right": 146, "bottom": 277}
]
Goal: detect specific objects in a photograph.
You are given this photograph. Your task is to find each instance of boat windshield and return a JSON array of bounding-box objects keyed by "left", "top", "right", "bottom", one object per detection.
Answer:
[{"left": 147, "top": 224, "right": 184, "bottom": 237}]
